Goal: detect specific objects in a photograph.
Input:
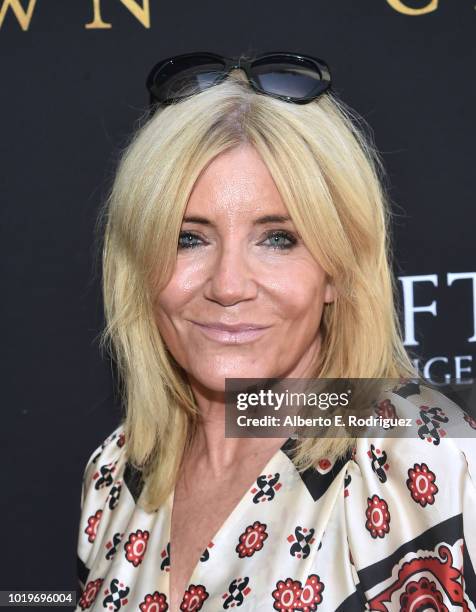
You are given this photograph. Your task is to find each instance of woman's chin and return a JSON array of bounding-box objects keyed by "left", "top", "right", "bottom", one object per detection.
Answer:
[{"left": 191, "top": 365, "right": 272, "bottom": 393}]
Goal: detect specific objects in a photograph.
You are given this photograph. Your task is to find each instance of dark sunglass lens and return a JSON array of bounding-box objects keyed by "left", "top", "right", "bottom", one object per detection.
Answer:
[
  {"left": 150, "top": 56, "right": 226, "bottom": 103},
  {"left": 250, "top": 58, "right": 328, "bottom": 100}
]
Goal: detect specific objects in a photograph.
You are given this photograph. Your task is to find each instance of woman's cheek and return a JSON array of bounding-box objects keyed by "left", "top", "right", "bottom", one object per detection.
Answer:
[
  {"left": 159, "top": 263, "right": 205, "bottom": 306},
  {"left": 265, "top": 268, "right": 326, "bottom": 317}
]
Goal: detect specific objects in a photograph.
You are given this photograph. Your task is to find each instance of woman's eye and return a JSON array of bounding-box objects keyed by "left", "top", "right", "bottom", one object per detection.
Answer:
[
  {"left": 178, "top": 230, "right": 297, "bottom": 250},
  {"left": 261, "top": 230, "right": 297, "bottom": 250},
  {"left": 178, "top": 231, "right": 204, "bottom": 250}
]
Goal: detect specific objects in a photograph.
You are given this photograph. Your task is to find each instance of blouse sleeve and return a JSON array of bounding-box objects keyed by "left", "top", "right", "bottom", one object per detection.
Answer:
[
  {"left": 76, "top": 424, "right": 127, "bottom": 595},
  {"left": 343, "top": 383, "right": 476, "bottom": 611}
]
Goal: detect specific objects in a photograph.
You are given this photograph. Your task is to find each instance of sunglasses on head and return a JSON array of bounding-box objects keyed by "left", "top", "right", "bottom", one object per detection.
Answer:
[{"left": 146, "top": 51, "right": 332, "bottom": 113}]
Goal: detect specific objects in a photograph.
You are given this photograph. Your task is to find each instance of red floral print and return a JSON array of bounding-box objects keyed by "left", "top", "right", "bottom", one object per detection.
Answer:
[
  {"left": 298, "top": 574, "right": 325, "bottom": 611},
  {"left": 272, "top": 575, "right": 324, "bottom": 611},
  {"left": 236, "top": 521, "right": 268, "bottom": 557},
  {"left": 272, "top": 578, "right": 302, "bottom": 610},
  {"left": 365, "top": 495, "right": 390, "bottom": 539},
  {"left": 139, "top": 591, "right": 168, "bottom": 612},
  {"left": 85, "top": 510, "right": 102, "bottom": 543},
  {"left": 180, "top": 584, "right": 209, "bottom": 611},
  {"left": 406, "top": 463, "right": 438, "bottom": 507},
  {"left": 124, "top": 529, "right": 150, "bottom": 567},
  {"left": 78, "top": 579, "right": 103, "bottom": 610}
]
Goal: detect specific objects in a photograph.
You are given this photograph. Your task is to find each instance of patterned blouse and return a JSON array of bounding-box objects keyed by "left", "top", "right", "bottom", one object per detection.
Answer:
[{"left": 75, "top": 381, "right": 476, "bottom": 611}]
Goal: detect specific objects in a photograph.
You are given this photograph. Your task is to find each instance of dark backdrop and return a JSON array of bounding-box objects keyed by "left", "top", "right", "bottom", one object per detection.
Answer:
[{"left": 1, "top": 0, "right": 474, "bottom": 597}]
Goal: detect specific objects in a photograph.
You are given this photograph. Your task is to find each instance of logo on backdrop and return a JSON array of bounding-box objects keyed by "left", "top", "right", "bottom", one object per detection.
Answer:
[
  {"left": 0, "top": 0, "right": 458, "bottom": 32},
  {"left": 399, "top": 273, "right": 476, "bottom": 383}
]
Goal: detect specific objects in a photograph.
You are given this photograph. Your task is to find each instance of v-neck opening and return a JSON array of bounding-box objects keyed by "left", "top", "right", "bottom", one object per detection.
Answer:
[{"left": 165, "top": 436, "right": 294, "bottom": 605}]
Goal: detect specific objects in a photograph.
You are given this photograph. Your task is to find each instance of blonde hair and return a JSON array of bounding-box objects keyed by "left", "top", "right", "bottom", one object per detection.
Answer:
[{"left": 98, "top": 70, "right": 417, "bottom": 511}]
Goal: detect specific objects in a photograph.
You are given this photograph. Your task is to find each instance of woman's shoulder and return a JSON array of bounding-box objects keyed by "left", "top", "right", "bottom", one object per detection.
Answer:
[
  {"left": 81, "top": 423, "right": 128, "bottom": 498},
  {"left": 347, "top": 380, "right": 476, "bottom": 515},
  {"left": 79, "top": 421, "right": 148, "bottom": 513},
  {"left": 351, "top": 379, "right": 476, "bottom": 473},
  {"left": 342, "top": 381, "right": 476, "bottom": 608},
  {"left": 77, "top": 423, "right": 146, "bottom": 585}
]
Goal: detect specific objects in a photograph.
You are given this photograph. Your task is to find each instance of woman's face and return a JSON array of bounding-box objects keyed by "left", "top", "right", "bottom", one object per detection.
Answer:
[{"left": 153, "top": 144, "right": 335, "bottom": 393}]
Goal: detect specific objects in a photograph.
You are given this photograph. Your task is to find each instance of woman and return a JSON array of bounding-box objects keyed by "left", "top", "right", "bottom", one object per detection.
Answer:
[{"left": 76, "top": 52, "right": 476, "bottom": 611}]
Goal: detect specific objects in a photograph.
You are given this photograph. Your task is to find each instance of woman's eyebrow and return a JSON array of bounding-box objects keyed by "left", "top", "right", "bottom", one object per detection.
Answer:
[{"left": 182, "top": 214, "right": 292, "bottom": 226}]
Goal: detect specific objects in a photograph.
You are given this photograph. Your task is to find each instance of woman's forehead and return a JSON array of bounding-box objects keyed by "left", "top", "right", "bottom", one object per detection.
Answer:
[
  {"left": 182, "top": 192, "right": 291, "bottom": 225},
  {"left": 184, "top": 146, "right": 288, "bottom": 220}
]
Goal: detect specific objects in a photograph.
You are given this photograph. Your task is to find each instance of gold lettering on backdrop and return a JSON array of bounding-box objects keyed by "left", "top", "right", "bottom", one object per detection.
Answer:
[
  {"left": 386, "top": 0, "right": 438, "bottom": 14},
  {"left": 85, "top": 0, "right": 111, "bottom": 28},
  {"left": 119, "top": 0, "right": 150, "bottom": 27},
  {"left": 0, "top": 0, "right": 37, "bottom": 30},
  {"left": 85, "top": 0, "right": 150, "bottom": 29}
]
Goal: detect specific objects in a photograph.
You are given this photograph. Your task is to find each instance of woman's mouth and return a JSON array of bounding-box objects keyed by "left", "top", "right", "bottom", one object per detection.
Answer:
[{"left": 190, "top": 321, "right": 272, "bottom": 344}]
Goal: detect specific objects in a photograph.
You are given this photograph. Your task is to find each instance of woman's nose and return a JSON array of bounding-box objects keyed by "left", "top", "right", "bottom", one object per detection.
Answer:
[{"left": 205, "top": 242, "right": 258, "bottom": 306}]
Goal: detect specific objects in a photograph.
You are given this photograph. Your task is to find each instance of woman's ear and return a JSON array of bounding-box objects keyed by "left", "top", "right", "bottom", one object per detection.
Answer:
[{"left": 324, "top": 280, "right": 336, "bottom": 304}]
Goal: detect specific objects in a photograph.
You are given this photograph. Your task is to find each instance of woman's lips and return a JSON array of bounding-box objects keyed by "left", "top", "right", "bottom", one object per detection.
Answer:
[{"left": 191, "top": 321, "right": 271, "bottom": 344}]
